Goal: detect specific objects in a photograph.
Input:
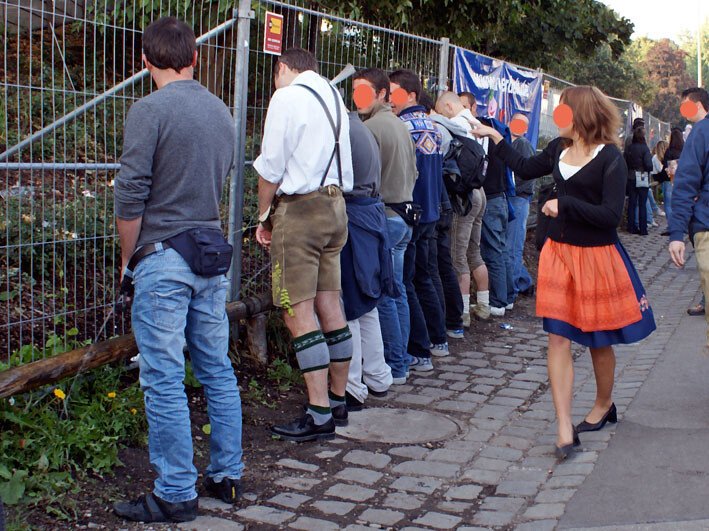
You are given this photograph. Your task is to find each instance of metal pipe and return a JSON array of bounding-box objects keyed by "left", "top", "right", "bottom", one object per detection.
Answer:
[
  {"left": 0, "top": 16, "right": 240, "bottom": 162},
  {"left": 227, "top": 1, "right": 254, "bottom": 303},
  {"left": 0, "top": 162, "right": 121, "bottom": 171},
  {"left": 438, "top": 37, "right": 450, "bottom": 95}
]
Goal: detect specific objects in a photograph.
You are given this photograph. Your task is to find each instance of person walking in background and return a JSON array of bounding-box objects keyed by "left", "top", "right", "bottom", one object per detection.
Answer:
[
  {"left": 353, "top": 67, "right": 418, "bottom": 385},
  {"left": 113, "top": 17, "right": 243, "bottom": 522},
  {"left": 668, "top": 90, "right": 709, "bottom": 349},
  {"left": 506, "top": 112, "right": 536, "bottom": 297},
  {"left": 473, "top": 86, "right": 655, "bottom": 459},
  {"left": 342, "top": 111, "right": 396, "bottom": 410},
  {"left": 389, "top": 70, "right": 448, "bottom": 371},
  {"left": 255, "top": 48, "right": 355, "bottom": 442},
  {"left": 625, "top": 127, "right": 654, "bottom": 236}
]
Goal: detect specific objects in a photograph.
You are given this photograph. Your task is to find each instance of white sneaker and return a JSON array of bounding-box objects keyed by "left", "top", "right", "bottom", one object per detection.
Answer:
[
  {"left": 431, "top": 342, "right": 450, "bottom": 357},
  {"left": 651, "top": 221, "right": 659, "bottom": 227},
  {"left": 490, "top": 306, "right": 505, "bottom": 317},
  {"left": 392, "top": 376, "right": 407, "bottom": 385},
  {"left": 408, "top": 356, "right": 434, "bottom": 372},
  {"left": 462, "top": 312, "right": 471, "bottom": 328},
  {"left": 659, "top": 211, "right": 666, "bottom": 217},
  {"left": 505, "top": 303, "right": 514, "bottom": 311}
]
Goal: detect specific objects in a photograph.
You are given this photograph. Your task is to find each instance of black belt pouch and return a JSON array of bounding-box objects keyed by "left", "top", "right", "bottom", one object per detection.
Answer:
[{"left": 168, "top": 228, "right": 233, "bottom": 277}]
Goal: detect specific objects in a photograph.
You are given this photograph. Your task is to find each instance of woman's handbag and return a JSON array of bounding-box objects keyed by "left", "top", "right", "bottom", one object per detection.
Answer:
[{"left": 635, "top": 171, "right": 650, "bottom": 188}]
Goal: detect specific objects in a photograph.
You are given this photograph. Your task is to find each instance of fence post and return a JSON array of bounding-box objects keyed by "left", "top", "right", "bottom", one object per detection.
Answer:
[
  {"left": 437, "top": 37, "right": 450, "bottom": 95},
  {"left": 228, "top": 1, "right": 255, "bottom": 303}
]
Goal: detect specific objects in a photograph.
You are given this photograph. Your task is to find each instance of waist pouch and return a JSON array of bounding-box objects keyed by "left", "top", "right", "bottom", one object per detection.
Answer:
[
  {"left": 386, "top": 201, "right": 422, "bottom": 226},
  {"left": 167, "top": 228, "right": 233, "bottom": 277}
]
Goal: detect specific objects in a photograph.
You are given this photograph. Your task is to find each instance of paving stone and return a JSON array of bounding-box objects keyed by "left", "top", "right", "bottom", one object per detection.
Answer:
[
  {"left": 505, "top": 468, "right": 550, "bottom": 483},
  {"left": 343, "top": 525, "right": 382, "bottom": 531},
  {"left": 389, "top": 446, "right": 430, "bottom": 459},
  {"left": 413, "top": 511, "right": 462, "bottom": 529},
  {"left": 545, "top": 474, "right": 587, "bottom": 488},
  {"left": 435, "top": 400, "right": 476, "bottom": 413},
  {"left": 498, "top": 387, "right": 535, "bottom": 399},
  {"left": 289, "top": 516, "right": 339, "bottom": 530},
  {"left": 390, "top": 476, "right": 443, "bottom": 494},
  {"left": 437, "top": 500, "right": 471, "bottom": 513},
  {"left": 535, "top": 488, "right": 576, "bottom": 503},
  {"left": 490, "top": 435, "right": 533, "bottom": 451},
  {"left": 426, "top": 448, "right": 477, "bottom": 464},
  {"left": 315, "top": 450, "right": 341, "bottom": 459},
  {"left": 178, "top": 516, "right": 244, "bottom": 530},
  {"left": 553, "top": 462, "right": 595, "bottom": 476},
  {"left": 274, "top": 476, "right": 322, "bottom": 492},
  {"left": 471, "top": 457, "right": 512, "bottom": 471},
  {"left": 474, "top": 405, "right": 515, "bottom": 420},
  {"left": 458, "top": 527, "right": 492, "bottom": 531},
  {"left": 276, "top": 459, "right": 319, "bottom": 472},
  {"left": 489, "top": 396, "right": 526, "bottom": 407},
  {"left": 445, "top": 484, "right": 483, "bottom": 500},
  {"left": 514, "top": 520, "right": 559, "bottom": 531},
  {"left": 312, "top": 500, "right": 356, "bottom": 515},
  {"left": 495, "top": 480, "right": 541, "bottom": 496},
  {"left": 324, "top": 483, "right": 377, "bottom": 502},
  {"left": 461, "top": 467, "right": 504, "bottom": 484},
  {"left": 479, "top": 445, "right": 523, "bottom": 461},
  {"left": 268, "top": 492, "right": 311, "bottom": 509},
  {"left": 520, "top": 456, "right": 557, "bottom": 469},
  {"left": 470, "top": 418, "right": 506, "bottom": 431},
  {"left": 480, "top": 495, "right": 526, "bottom": 512},
  {"left": 394, "top": 393, "right": 436, "bottom": 405},
  {"left": 439, "top": 371, "right": 469, "bottom": 381},
  {"left": 198, "top": 497, "right": 234, "bottom": 511},
  {"left": 462, "top": 429, "right": 494, "bottom": 442},
  {"left": 419, "top": 387, "right": 456, "bottom": 399},
  {"left": 335, "top": 467, "right": 383, "bottom": 486},
  {"left": 448, "top": 381, "right": 472, "bottom": 391},
  {"left": 472, "top": 510, "right": 516, "bottom": 526},
  {"left": 236, "top": 505, "right": 295, "bottom": 525},
  {"left": 343, "top": 449, "right": 391, "bottom": 469},
  {"left": 510, "top": 380, "right": 543, "bottom": 390},
  {"left": 382, "top": 491, "right": 425, "bottom": 510},
  {"left": 523, "top": 503, "right": 566, "bottom": 519},
  {"left": 392, "top": 460, "right": 460, "bottom": 478},
  {"left": 358, "top": 508, "right": 405, "bottom": 526},
  {"left": 472, "top": 384, "right": 496, "bottom": 394},
  {"left": 458, "top": 392, "right": 488, "bottom": 403},
  {"left": 412, "top": 378, "right": 445, "bottom": 387}
]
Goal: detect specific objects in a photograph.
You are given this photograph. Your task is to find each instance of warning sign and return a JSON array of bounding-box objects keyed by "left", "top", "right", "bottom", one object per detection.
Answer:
[{"left": 264, "top": 11, "right": 284, "bottom": 56}]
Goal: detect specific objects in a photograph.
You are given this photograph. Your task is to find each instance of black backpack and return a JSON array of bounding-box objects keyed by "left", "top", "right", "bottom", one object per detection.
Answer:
[{"left": 443, "top": 132, "right": 488, "bottom": 216}]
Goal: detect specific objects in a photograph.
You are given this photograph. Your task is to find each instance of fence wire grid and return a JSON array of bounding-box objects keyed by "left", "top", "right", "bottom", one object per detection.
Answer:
[{"left": 1, "top": 0, "right": 671, "bottom": 368}]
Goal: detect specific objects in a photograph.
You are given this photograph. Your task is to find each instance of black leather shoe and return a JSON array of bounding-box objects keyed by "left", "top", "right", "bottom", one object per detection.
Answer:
[
  {"left": 271, "top": 414, "right": 336, "bottom": 442},
  {"left": 367, "top": 387, "right": 388, "bottom": 398},
  {"left": 688, "top": 304, "right": 705, "bottom": 316},
  {"left": 576, "top": 403, "right": 617, "bottom": 433},
  {"left": 204, "top": 476, "right": 242, "bottom": 504},
  {"left": 332, "top": 404, "right": 348, "bottom": 427},
  {"left": 519, "top": 285, "right": 535, "bottom": 297},
  {"left": 554, "top": 428, "right": 581, "bottom": 461},
  {"left": 345, "top": 391, "right": 364, "bottom": 412},
  {"left": 113, "top": 493, "right": 197, "bottom": 523}
]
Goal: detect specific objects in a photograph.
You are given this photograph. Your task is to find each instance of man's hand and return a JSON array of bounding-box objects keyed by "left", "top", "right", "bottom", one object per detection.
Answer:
[
  {"left": 541, "top": 199, "right": 559, "bottom": 218},
  {"left": 669, "top": 240, "right": 686, "bottom": 268},
  {"left": 256, "top": 223, "right": 272, "bottom": 249},
  {"left": 470, "top": 123, "right": 503, "bottom": 144}
]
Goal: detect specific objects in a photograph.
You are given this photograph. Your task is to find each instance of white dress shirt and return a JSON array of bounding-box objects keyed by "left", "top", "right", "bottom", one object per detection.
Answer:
[{"left": 253, "top": 70, "right": 354, "bottom": 195}]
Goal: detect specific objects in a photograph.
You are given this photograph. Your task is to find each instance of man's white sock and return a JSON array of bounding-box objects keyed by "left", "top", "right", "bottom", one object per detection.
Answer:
[
  {"left": 477, "top": 290, "right": 490, "bottom": 306},
  {"left": 462, "top": 294, "right": 470, "bottom": 310}
]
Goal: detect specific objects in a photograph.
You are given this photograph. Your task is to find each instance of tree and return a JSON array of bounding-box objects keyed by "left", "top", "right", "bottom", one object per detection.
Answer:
[
  {"left": 316, "top": 0, "right": 633, "bottom": 73},
  {"left": 642, "top": 39, "right": 694, "bottom": 123},
  {"left": 678, "top": 20, "right": 709, "bottom": 89}
]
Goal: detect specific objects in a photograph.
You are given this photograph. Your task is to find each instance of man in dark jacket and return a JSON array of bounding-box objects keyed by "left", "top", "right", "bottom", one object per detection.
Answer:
[
  {"left": 625, "top": 127, "right": 654, "bottom": 235},
  {"left": 668, "top": 90, "right": 709, "bottom": 348},
  {"left": 342, "top": 112, "right": 396, "bottom": 408}
]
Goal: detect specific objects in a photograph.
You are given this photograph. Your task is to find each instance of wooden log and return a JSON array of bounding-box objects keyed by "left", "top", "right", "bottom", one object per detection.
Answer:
[
  {"left": 0, "top": 292, "right": 273, "bottom": 398},
  {"left": 245, "top": 312, "right": 269, "bottom": 365}
]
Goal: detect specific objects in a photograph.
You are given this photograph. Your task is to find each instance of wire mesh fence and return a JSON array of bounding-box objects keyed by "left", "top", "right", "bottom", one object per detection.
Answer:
[
  {"left": 0, "top": 0, "right": 672, "bottom": 369},
  {"left": 0, "top": 0, "right": 241, "bottom": 365}
]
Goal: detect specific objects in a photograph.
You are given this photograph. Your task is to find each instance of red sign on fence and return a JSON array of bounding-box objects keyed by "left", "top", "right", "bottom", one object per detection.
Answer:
[{"left": 264, "top": 11, "right": 284, "bottom": 56}]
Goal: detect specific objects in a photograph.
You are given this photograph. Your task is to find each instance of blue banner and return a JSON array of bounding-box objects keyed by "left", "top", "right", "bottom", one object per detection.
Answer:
[{"left": 453, "top": 48, "right": 543, "bottom": 149}]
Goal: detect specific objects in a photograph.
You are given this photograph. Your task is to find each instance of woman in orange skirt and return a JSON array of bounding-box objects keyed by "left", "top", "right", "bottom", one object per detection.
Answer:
[{"left": 473, "top": 86, "right": 656, "bottom": 459}]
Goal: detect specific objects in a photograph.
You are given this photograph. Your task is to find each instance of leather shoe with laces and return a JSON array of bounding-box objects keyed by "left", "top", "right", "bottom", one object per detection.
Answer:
[
  {"left": 113, "top": 492, "right": 197, "bottom": 523},
  {"left": 204, "top": 476, "right": 242, "bottom": 504},
  {"left": 271, "top": 413, "right": 336, "bottom": 442}
]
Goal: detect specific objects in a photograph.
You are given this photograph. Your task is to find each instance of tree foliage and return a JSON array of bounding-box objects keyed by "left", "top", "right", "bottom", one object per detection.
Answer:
[
  {"left": 641, "top": 39, "right": 694, "bottom": 123},
  {"left": 678, "top": 21, "right": 709, "bottom": 90}
]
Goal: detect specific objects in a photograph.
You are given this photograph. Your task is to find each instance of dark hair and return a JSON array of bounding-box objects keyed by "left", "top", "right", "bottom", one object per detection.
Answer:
[
  {"left": 418, "top": 91, "right": 434, "bottom": 113},
  {"left": 142, "top": 17, "right": 196, "bottom": 72},
  {"left": 681, "top": 87, "right": 709, "bottom": 112},
  {"left": 458, "top": 91, "right": 476, "bottom": 108},
  {"left": 632, "top": 127, "right": 646, "bottom": 144},
  {"left": 274, "top": 47, "right": 319, "bottom": 76},
  {"left": 389, "top": 69, "right": 422, "bottom": 102},
  {"left": 669, "top": 128, "right": 684, "bottom": 152},
  {"left": 353, "top": 68, "right": 390, "bottom": 100},
  {"left": 632, "top": 117, "right": 645, "bottom": 129}
]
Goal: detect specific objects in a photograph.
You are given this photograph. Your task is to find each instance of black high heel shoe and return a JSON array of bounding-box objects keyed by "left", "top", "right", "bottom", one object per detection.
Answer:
[
  {"left": 576, "top": 403, "right": 617, "bottom": 433},
  {"left": 554, "top": 427, "right": 581, "bottom": 460}
]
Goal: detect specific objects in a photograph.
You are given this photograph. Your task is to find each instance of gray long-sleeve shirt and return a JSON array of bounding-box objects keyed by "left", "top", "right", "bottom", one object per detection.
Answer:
[{"left": 114, "top": 80, "right": 235, "bottom": 248}]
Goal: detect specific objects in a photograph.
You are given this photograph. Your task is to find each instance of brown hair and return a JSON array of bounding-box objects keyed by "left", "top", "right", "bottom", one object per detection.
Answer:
[
  {"left": 274, "top": 47, "right": 319, "bottom": 76},
  {"left": 560, "top": 86, "right": 621, "bottom": 150},
  {"left": 142, "top": 17, "right": 196, "bottom": 72},
  {"left": 653, "top": 140, "right": 668, "bottom": 160}
]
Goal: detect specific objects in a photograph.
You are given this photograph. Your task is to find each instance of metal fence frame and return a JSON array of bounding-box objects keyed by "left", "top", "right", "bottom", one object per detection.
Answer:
[{"left": 0, "top": 0, "right": 672, "bottom": 367}]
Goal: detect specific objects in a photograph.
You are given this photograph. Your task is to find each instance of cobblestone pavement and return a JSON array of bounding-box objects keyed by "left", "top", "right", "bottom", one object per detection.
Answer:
[{"left": 141, "top": 225, "right": 698, "bottom": 531}]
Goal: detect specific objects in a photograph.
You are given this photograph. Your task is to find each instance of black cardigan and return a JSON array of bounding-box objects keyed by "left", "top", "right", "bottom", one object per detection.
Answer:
[{"left": 493, "top": 137, "right": 628, "bottom": 247}]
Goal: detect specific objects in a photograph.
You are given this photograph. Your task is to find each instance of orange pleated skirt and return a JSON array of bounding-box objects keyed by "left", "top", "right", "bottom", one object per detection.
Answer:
[{"left": 536, "top": 240, "right": 643, "bottom": 333}]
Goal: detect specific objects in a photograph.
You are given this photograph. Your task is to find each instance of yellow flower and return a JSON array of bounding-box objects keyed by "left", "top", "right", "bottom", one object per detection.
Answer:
[
  {"left": 107, "top": 391, "right": 116, "bottom": 399},
  {"left": 53, "top": 388, "right": 66, "bottom": 400},
  {"left": 130, "top": 408, "right": 137, "bottom": 415}
]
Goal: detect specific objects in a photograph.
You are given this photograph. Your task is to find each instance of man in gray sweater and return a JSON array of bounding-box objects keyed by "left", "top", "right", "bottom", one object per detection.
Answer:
[{"left": 112, "top": 17, "right": 243, "bottom": 523}]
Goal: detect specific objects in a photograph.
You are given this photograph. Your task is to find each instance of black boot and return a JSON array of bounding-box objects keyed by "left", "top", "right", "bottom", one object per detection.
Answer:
[
  {"left": 113, "top": 493, "right": 197, "bottom": 523},
  {"left": 204, "top": 476, "right": 242, "bottom": 504}
]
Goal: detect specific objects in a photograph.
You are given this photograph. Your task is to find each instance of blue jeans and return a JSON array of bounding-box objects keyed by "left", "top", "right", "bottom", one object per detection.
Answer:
[
  {"left": 628, "top": 184, "right": 648, "bottom": 234},
  {"left": 506, "top": 195, "right": 534, "bottom": 295},
  {"left": 132, "top": 247, "right": 243, "bottom": 503},
  {"left": 663, "top": 181, "right": 673, "bottom": 221},
  {"left": 481, "top": 195, "right": 513, "bottom": 308},
  {"left": 378, "top": 215, "right": 412, "bottom": 378}
]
